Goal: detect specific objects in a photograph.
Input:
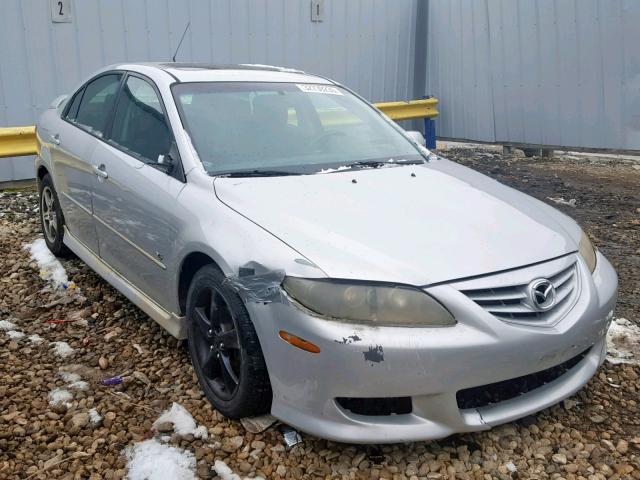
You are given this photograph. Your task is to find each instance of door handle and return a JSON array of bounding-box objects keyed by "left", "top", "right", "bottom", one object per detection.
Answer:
[
  {"left": 92, "top": 164, "right": 109, "bottom": 179},
  {"left": 50, "top": 133, "right": 60, "bottom": 145}
]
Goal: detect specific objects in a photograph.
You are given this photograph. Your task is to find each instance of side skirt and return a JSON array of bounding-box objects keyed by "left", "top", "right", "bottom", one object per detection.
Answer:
[{"left": 63, "top": 226, "right": 187, "bottom": 339}]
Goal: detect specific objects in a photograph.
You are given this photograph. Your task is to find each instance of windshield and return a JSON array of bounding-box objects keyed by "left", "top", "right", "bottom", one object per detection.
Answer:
[{"left": 172, "top": 82, "right": 423, "bottom": 175}]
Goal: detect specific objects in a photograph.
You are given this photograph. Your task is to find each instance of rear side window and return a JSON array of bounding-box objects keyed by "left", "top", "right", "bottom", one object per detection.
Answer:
[
  {"left": 74, "top": 74, "right": 122, "bottom": 137},
  {"left": 109, "top": 76, "right": 171, "bottom": 164}
]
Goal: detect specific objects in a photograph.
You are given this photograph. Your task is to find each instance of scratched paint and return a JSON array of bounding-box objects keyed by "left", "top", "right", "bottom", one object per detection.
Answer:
[{"left": 335, "top": 334, "right": 362, "bottom": 345}]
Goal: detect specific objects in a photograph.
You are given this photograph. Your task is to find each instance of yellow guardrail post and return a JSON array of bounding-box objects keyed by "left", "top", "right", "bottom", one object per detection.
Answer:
[{"left": 0, "top": 126, "right": 39, "bottom": 158}]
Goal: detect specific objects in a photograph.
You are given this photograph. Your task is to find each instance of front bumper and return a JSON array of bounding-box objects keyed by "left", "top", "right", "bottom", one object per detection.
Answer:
[{"left": 247, "top": 252, "right": 617, "bottom": 443}]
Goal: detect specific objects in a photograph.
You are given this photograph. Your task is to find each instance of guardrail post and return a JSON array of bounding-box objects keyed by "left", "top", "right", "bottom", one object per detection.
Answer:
[
  {"left": 424, "top": 118, "right": 436, "bottom": 150},
  {"left": 422, "top": 95, "right": 437, "bottom": 150}
]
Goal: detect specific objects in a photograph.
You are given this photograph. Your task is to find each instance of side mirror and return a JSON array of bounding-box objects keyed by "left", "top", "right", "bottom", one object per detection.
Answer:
[
  {"left": 157, "top": 142, "right": 180, "bottom": 173},
  {"left": 405, "top": 130, "right": 426, "bottom": 147},
  {"left": 156, "top": 141, "right": 186, "bottom": 182}
]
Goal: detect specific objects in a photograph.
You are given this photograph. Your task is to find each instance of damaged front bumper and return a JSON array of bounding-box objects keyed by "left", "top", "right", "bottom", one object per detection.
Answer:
[{"left": 245, "top": 252, "right": 617, "bottom": 443}]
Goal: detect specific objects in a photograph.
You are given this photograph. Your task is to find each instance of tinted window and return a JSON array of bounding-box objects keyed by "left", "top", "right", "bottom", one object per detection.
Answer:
[
  {"left": 65, "top": 88, "right": 85, "bottom": 121},
  {"left": 74, "top": 74, "right": 122, "bottom": 137},
  {"left": 110, "top": 76, "right": 171, "bottom": 164}
]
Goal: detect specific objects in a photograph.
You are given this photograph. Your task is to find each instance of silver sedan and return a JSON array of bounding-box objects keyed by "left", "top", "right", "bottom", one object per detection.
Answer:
[{"left": 35, "top": 63, "right": 617, "bottom": 443}]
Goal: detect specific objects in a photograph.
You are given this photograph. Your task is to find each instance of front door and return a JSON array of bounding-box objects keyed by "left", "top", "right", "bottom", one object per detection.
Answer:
[
  {"left": 52, "top": 73, "right": 122, "bottom": 253},
  {"left": 90, "top": 74, "right": 186, "bottom": 311}
]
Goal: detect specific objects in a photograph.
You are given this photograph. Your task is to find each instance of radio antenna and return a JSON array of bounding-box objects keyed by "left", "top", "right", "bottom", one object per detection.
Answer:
[{"left": 172, "top": 22, "right": 191, "bottom": 62}]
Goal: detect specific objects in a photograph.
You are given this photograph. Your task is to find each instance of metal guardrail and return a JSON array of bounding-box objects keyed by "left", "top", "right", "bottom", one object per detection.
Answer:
[
  {"left": 0, "top": 98, "right": 439, "bottom": 158},
  {"left": 376, "top": 98, "right": 438, "bottom": 148},
  {"left": 375, "top": 98, "right": 439, "bottom": 121},
  {"left": 0, "top": 126, "right": 38, "bottom": 158}
]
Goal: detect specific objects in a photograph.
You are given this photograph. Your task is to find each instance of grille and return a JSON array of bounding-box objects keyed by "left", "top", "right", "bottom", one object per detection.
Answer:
[
  {"left": 336, "top": 397, "right": 412, "bottom": 416},
  {"left": 461, "top": 261, "right": 579, "bottom": 326},
  {"left": 456, "top": 347, "right": 591, "bottom": 409}
]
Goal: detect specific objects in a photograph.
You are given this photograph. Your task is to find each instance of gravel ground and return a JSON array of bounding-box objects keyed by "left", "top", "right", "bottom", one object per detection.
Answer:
[{"left": 0, "top": 148, "right": 639, "bottom": 479}]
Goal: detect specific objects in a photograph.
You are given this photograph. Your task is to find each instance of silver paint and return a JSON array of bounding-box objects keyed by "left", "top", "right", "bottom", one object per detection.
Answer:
[{"left": 35, "top": 64, "right": 618, "bottom": 443}]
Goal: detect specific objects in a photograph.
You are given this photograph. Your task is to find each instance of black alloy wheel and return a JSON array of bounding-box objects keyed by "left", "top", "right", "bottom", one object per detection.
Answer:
[
  {"left": 38, "top": 173, "right": 72, "bottom": 257},
  {"left": 186, "top": 265, "right": 271, "bottom": 418}
]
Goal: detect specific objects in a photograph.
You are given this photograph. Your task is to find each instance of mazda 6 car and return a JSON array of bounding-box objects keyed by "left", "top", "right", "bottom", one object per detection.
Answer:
[{"left": 35, "top": 63, "right": 617, "bottom": 443}]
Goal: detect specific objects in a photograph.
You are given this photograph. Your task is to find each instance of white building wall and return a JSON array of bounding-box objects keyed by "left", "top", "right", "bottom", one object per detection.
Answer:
[
  {"left": 426, "top": 0, "right": 640, "bottom": 151},
  {"left": 0, "top": 0, "right": 419, "bottom": 181}
]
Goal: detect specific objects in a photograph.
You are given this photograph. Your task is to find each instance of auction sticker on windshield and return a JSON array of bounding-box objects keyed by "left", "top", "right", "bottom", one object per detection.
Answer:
[{"left": 297, "top": 84, "right": 343, "bottom": 95}]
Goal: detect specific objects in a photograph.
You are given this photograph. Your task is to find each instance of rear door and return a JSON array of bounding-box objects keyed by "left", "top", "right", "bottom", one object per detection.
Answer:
[
  {"left": 90, "top": 73, "right": 186, "bottom": 310},
  {"left": 52, "top": 73, "right": 123, "bottom": 253}
]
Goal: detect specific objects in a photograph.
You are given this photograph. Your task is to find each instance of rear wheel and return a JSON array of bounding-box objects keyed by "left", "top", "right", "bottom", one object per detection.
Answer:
[
  {"left": 186, "top": 265, "right": 272, "bottom": 418},
  {"left": 38, "top": 173, "right": 71, "bottom": 257}
]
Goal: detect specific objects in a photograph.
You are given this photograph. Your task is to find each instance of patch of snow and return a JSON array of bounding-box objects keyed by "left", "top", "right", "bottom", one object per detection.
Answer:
[
  {"left": 214, "top": 460, "right": 242, "bottom": 480},
  {"left": 89, "top": 408, "right": 102, "bottom": 425},
  {"left": 124, "top": 438, "right": 196, "bottom": 480},
  {"left": 183, "top": 130, "right": 202, "bottom": 165},
  {"left": 28, "top": 334, "right": 44, "bottom": 344},
  {"left": 214, "top": 461, "right": 264, "bottom": 480},
  {"left": 606, "top": 318, "right": 640, "bottom": 365},
  {"left": 48, "top": 388, "right": 73, "bottom": 408},
  {"left": 69, "top": 380, "right": 89, "bottom": 390},
  {"left": 547, "top": 196, "right": 577, "bottom": 208},
  {"left": 59, "top": 371, "right": 81, "bottom": 383},
  {"left": 24, "top": 238, "right": 75, "bottom": 289},
  {"left": 153, "top": 403, "right": 208, "bottom": 440},
  {"left": 6, "top": 330, "right": 25, "bottom": 339},
  {"left": 57, "top": 369, "right": 90, "bottom": 392},
  {"left": 50, "top": 341, "right": 75, "bottom": 358},
  {"left": 318, "top": 165, "right": 350, "bottom": 174},
  {"left": 0, "top": 319, "right": 18, "bottom": 331}
]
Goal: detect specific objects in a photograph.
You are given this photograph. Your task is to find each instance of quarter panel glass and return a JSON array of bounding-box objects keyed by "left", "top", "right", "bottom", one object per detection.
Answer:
[
  {"left": 64, "top": 87, "right": 85, "bottom": 121},
  {"left": 73, "top": 74, "right": 122, "bottom": 137}
]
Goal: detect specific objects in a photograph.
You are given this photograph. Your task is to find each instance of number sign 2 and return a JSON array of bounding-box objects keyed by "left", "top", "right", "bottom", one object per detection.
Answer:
[{"left": 51, "top": 0, "right": 72, "bottom": 23}]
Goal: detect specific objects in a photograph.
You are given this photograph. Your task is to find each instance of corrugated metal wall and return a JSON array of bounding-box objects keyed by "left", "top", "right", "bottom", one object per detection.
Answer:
[
  {"left": 0, "top": 0, "right": 419, "bottom": 181},
  {"left": 426, "top": 0, "right": 640, "bottom": 151}
]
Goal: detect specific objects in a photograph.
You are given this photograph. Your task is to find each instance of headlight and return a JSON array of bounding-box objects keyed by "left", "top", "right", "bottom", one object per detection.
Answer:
[
  {"left": 579, "top": 231, "right": 597, "bottom": 273},
  {"left": 282, "top": 277, "right": 456, "bottom": 327}
]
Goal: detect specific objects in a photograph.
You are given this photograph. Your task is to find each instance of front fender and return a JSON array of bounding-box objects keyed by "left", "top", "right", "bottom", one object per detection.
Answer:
[{"left": 171, "top": 171, "right": 327, "bottom": 313}]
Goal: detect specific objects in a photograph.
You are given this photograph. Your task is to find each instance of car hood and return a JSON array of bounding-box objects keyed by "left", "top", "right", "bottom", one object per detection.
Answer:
[{"left": 213, "top": 159, "right": 581, "bottom": 286}]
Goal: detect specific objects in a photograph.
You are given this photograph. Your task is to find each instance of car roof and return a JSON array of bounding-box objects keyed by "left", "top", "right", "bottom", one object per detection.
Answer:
[{"left": 112, "top": 62, "right": 334, "bottom": 85}]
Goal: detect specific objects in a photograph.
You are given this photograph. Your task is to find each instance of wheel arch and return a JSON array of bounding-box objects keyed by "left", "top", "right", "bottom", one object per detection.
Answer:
[
  {"left": 177, "top": 251, "right": 224, "bottom": 315},
  {"left": 36, "top": 165, "right": 49, "bottom": 186}
]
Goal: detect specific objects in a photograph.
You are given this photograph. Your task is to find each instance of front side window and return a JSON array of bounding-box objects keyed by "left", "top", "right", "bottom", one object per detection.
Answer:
[
  {"left": 172, "top": 82, "right": 422, "bottom": 175},
  {"left": 109, "top": 76, "right": 171, "bottom": 164},
  {"left": 73, "top": 74, "right": 122, "bottom": 137}
]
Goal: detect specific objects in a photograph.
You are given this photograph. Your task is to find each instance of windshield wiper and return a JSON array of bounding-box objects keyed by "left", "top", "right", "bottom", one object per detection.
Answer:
[
  {"left": 349, "top": 158, "right": 425, "bottom": 169},
  {"left": 218, "top": 169, "right": 301, "bottom": 178}
]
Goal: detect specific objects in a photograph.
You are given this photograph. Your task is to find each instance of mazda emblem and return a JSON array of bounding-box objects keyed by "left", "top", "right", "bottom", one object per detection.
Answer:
[{"left": 527, "top": 278, "right": 556, "bottom": 311}]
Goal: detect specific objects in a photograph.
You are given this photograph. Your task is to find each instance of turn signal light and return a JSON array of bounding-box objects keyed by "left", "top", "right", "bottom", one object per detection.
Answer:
[{"left": 279, "top": 330, "right": 320, "bottom": 354}]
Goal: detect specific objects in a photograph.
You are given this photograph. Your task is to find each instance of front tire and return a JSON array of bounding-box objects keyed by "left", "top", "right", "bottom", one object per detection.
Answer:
[
  {"left": 186, "top": 265, "right": 272, "bottom": 419},
  {"left": 38, "top": 173, "right": 71, "bottom": 257}
]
